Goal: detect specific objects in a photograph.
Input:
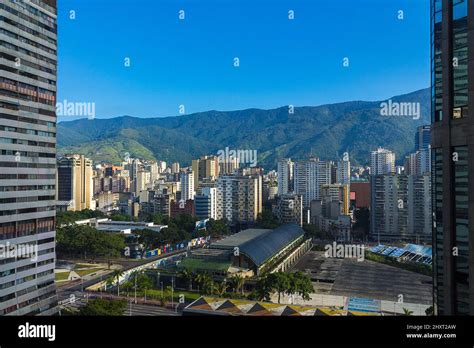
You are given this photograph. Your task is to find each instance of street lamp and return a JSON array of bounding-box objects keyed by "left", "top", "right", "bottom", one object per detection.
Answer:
[
  {"left": 171, "top": 276, "right": 174, "bottom": 310},
  {"left": 134, "top": 272, "right": 138, "bottom": 304}
]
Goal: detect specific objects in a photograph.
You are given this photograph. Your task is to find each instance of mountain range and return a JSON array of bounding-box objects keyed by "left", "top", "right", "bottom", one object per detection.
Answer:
[{"left": 57, "top": 88, "right": 430, "bottom": 169}]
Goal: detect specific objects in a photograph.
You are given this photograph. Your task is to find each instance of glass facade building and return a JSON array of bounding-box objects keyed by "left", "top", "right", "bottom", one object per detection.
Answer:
[
  {"left": 0, "top": 0, "right": 58, "bottom": 315},
  {"left": 431, "top": 0, "right": 473, "bottom": 315}
]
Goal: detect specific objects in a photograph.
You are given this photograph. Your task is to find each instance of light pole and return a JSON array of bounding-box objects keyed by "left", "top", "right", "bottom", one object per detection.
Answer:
[
  {"left": 171, "top": 276, "right": 174, "bottom": 310},
  {"left": 134, "top": 273, "right": 137, "bottom": 304}
]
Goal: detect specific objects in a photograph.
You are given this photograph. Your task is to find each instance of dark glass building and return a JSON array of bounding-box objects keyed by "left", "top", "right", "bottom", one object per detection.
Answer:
[{"left": 431, "top": 0, "right": 473, "bottom": 315}]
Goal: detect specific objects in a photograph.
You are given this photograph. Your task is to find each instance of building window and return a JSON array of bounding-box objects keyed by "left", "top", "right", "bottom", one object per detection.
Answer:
[
  {"left": 431, "top": 0, "right": 443, "bottom": 122},
  {"left": 452, "top": 0, "right": 468, "bottom": 119},
  {"left": 452, "top": 146, "right": 469, "bottom": 314}
]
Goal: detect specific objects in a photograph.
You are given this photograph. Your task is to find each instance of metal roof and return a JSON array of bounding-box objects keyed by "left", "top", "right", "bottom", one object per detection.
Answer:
[
  {"left": 212, "top": 228, "right": 271, "bottom": 249},
  {"left": 239, "top": 224, "right": 304, "bottom": 267}
]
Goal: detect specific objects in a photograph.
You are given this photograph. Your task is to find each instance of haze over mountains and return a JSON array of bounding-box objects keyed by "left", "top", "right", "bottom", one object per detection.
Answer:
[{"left": 57, "top": 88, "right": 430, "bottom": 169}]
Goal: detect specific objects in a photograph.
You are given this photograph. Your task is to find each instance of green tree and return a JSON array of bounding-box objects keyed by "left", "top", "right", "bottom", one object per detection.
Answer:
[
  {"left": 256, "top": 209, "right": 281, "bottom": 229},
  {"left": 289, "top": 272, "right": 313, "bottom": 301},
  {"left": 107, "top": 269, "right": 125, "bottom": 296},
  {"left": 266, "top": 272, "right": 290, "bottom": 304},
  {"left": 254, "top": 276, "right": 272, "bottom": 301},
  {"left": 229, "top": 274, "right": 245, "bottom": 295},
  {"left": 206, "top": 219, "right": 230, "bottom": 238},
  {"left": 79, "top": 298, "right": 126, "bottom": 316},
  {"left": 195, "top": 272, "right": 214, "bottom": 295},
  {"left": 214, "top": 280, "right": 229, "bottom": 297},
  {"left": 402, "top": 308, "right": 414, "bottom": 316},
  {"left": 178, "top": 268, "right": 194, "bottom": 291}
]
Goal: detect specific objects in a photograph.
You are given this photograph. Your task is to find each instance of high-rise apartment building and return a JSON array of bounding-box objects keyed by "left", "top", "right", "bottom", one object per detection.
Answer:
[
  {"left": 272, "top": 193, "right": 303, "bottom": 226},
  {"left": 180, "top": 170, "right": 195, "bottom": 201},
  {"left": 171, "top": 162, "right": 180, "bottom": 174},
  {"left": 192, "top": 156, "right": 219, "bottom": 190},
  {"left": 370, "top": 174, "right": 431, "bottom": 243},
  {"left": 431, "top": 0, "right": 473, "bottom": 315},
  {"left": 218, "top": 154, "right": 239, "bottom": 175},
  {"left": 336, "top": 158, "right": 351, "bottom": 185},
  {"left": 195, "top": 187, "right": 217, "bottom": 220},
  {"left": 277, "top": 158, "right": 294, "bottom": 195},
  {"left": 415, "top": 125, "right": 431, "bottom": 151},
  {"left": 57, "top": 154, "right": 94, "bottom": 211},
  {"left": 294, "top": 158, "right": 331, "bottom": 207},
  {"left": 404, "top": 149, "right": 432, "bottom": 176},
  {"left": 321, "top": 184, "right": 350, "bottom": 216},
  {"left": 216, "top": 174, "right": 262, "bottom": 225},
  {"left": 370, "top": 148, "right": 396, "bottom": 175},
  {"left": 0, "top": 0, "right": 58, "bottom": 315}
]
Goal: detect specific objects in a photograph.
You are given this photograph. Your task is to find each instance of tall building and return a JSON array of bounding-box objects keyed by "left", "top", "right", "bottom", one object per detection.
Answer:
[
  {"left": 415, "top": 125, "right": 431, "bottom": 151},
  {"left": 195, "top": 187, "right": 217, "bottom": 220},
  {"left": 431, "top": 0, "right": 473, "bottom": 315},
  {"left": 370, "top": 174, "right": 431, "bottom": 243},
  {"left": 0, "top": 0, "right": 58, "bottom": 315},
  {"left": 171, "top": 162, "right": 180, "bottom": 174},
  {"left": 294, "top": 158, "right": 331, "bottom": 207},
  {"left": 321, "top": 184, "right": 350, "bottom": 216},
  {"left": 336, "top": 158, "right": 351, "bottom": 185},
  {"left": 272, "top": 194, "right": 303, "bottom": 226},
  {"left": 405, "top": 149, "right": 432, "bottom": 176},
  {"left": 216, "top": 174, "right": 262, "bottom": 225},
  {"left": 192, "top": 156, "right": 219, "bottom": 190},
  {"left": 370, "top": 148, "right": 396, "bottom": 175},
  {"left": 180, "top": 170, "right": 195, "bottom": 201},
  {"left": 277, "top": 158, "right": 294, "bottom": 195},
  {"left": 57, "top": 155, "right": 94, "bottom": 211}
]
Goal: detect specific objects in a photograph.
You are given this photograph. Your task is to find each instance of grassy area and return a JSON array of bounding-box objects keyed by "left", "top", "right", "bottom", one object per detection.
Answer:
[
  {"left": 75, "top": 263, "right": 101, "bottom": 269},
  {"left": 55, "top": 272, "right": 69, "bottom": 281},
  {"left": 123, "top": 289, "right": 201, "bottom": 303},
  {"left": 365, "top": 251, "right": 432, "bottom": 276},
  {"left": 76, "top": 268, "right": 103, "bottom": 277},
  {"left": 178, "top": 258, "right": 231, "bottom": 272}
]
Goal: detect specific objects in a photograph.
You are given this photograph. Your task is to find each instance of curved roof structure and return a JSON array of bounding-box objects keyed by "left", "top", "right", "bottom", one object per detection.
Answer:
[{"left": 239, "top": 223, "right": 304, "bottom": 267}]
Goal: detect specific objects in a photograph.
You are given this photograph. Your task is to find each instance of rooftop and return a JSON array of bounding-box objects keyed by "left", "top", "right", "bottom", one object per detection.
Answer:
[{"left": 212, "top": 228, "right": 271, "bottom": 249}]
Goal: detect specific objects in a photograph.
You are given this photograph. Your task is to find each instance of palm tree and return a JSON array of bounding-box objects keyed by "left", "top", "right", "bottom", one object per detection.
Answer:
[
  {"left": 403, "top": 308, "right": 414, "bottom": 316},
  {"left": 215, "top": 280, "right": 228, "bottom": 297},
  {"left": 230, "top": 274, "right": 245, "bottom": 295},
  {"left": 195, "top": 272, "right": 213, "bottom": 295},
  {"left": 107, "top": 269, "right": 125, "bottom": 296},
  {"left": 178, "top": 268, "right": 194, "bottom": 291}
]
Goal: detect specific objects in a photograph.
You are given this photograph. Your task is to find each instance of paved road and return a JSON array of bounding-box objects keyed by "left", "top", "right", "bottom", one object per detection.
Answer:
[
  {"left": 125, "top": 303, "right": 180, "bottom": 316},
  {"left": 60, "top": 297, "right": 180, "bottom": 316}
]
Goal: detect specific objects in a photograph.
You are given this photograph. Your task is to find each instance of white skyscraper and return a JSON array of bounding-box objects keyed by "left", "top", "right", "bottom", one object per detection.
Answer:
[
  {"left": 277, "top": 158, "right": 294, "bottom": 195},
  {"left": 370, "top": 148, "right": 396, "bottom": 175},
  {"left": 294, "top": 158, "right": 331, "bottom": 207},
  {"left": 180, "top": 171, "right": 195, "bottom": 201}
]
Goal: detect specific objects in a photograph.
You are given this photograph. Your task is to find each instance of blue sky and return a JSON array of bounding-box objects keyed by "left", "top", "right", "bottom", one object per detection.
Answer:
[{"left": 57, "top": 0, "right": 430, "bottom": 119}]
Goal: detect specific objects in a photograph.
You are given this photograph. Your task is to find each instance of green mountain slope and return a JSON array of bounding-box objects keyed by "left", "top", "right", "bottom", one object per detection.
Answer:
[{"left": 57, "top": 88, "right": 430, "bottom": 168}]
